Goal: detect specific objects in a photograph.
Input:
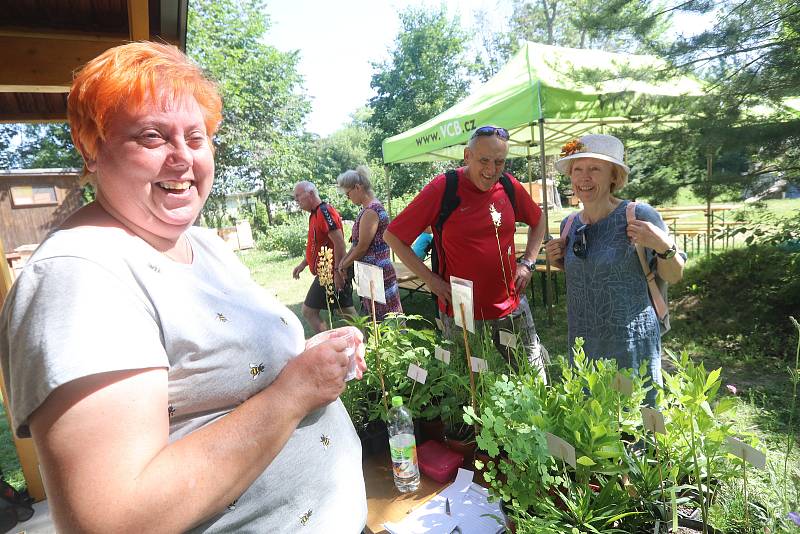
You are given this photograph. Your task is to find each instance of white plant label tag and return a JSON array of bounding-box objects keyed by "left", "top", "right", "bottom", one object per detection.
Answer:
[
  {"left": 545, "top": 432, "right": 576, "bottom": 468},
  {"left": 434, "top": 317, "right": 444, "bottom": 331},
  {"left": 469, "top": 357, "right": 488, "bottom": 373},
  {"left": 354, "top": 261, "right": 385, "bottom": 304},
  {"left": 611, "top": 372, "right": 634, "bottom": 396},
  {"left": 499, "top": 330, "right": 516, "bottom": 348},
  {"left": 726, "top": 436, "right": 766, "bottom": 469},
  {"left": 641, "top": 407, "right": 667, "bottom": 435},
  {"left": 453, "top": 468, "right": 474, "bottom": 492},
  {"left": 434, "top": 346, "right": 451, "bottom": 365},
  {"left": 450, "top": 276, "right": 474, "bottom": 333},
  {"left": 653, "top": 519, "right": 660, "bottom": 534},
  {"left": 406, "top": 363, "right": 428, "bottom": 384}
]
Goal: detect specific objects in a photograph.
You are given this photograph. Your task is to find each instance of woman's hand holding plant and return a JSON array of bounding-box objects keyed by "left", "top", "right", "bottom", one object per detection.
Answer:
[
  {"left": 306, "top": 326, "right": 367, "bottom": 379},
  {"left": 278, "top": 331, "right": 361, "bottom": 416}
]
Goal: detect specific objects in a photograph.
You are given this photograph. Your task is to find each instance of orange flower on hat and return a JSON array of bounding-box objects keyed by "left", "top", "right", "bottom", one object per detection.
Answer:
[{"left": 560, "top": 139, "right": 586, "bottom": 158}]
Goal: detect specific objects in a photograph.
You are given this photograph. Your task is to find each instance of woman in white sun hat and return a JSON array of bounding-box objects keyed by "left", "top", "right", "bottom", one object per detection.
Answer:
[{"left": 545, "top": 134, "right": 685, "bottom": 404}]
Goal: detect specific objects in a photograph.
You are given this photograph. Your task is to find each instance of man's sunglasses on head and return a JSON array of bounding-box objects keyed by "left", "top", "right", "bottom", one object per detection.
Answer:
[{"left": 470, "top": 125, "right": 510, "bottom": 141}]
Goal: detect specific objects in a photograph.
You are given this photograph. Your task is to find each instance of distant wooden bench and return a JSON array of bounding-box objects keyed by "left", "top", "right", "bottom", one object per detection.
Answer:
[{"left": 394, "top": 262, "right": 432, "bottom": 301}]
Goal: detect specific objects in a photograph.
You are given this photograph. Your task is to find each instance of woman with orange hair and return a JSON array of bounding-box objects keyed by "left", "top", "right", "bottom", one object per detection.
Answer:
[{"left": 0, "top": 42, "right": 368, "bottom": 532}]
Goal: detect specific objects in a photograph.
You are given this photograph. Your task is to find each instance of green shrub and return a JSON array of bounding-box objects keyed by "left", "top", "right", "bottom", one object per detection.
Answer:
[
  {"left": 238, "top": 198, "right": 270, "bottom": 239},
  {"left": 260, "top": 214, "right": 307, "bottom": 257},
  {"left": 672, "top": 245, "right": 800, "bottom": 358}
]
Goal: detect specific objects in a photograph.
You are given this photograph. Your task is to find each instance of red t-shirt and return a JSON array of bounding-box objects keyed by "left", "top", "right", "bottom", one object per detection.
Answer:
[
  {"left": 305, "top": 202, "right": 343, "bottom": 276},
  {"left": 387, "top": 168, "right": 542, "bottom": 320}
]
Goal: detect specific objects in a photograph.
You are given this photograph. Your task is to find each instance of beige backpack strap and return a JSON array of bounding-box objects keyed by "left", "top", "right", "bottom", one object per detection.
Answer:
[{"left": 626, "top": 202, "right": 668, "bottom": 321}]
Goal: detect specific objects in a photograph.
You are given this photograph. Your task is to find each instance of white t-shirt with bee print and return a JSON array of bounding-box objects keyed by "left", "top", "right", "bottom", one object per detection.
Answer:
[{"left": 1, "top": 225, "right": 367, "bottom": 533}]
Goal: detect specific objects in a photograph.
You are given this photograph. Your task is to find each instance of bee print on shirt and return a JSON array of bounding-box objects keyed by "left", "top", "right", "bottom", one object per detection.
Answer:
[
  {"left": 148, "top": 263, "right": 161, "bottom": 273},
  {"left": 320, "top": 435, "right": 331, "bottom": 449},
  {"left": 227, "top": 499, "right": 238, "bottom": 511},
  {"left": 249, "top": 363, "right": 265, "bottom": 379},
  {"left": 168, "top": 405, "right": 176, "bottom": 418},
  {"left": 299, "top": 509, "right": 313, "bottom": 526},
  {"left": 280, "top": 316, "right": 288, "bottom": 327},
  {"left": 216, "top": 313, "right": 228, "bottom": 322}
]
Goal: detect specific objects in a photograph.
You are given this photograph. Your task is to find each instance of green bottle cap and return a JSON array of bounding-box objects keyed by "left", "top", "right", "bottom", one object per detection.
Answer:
[{"left": 391, "top": 396, "right": 403, "bottom": 407}]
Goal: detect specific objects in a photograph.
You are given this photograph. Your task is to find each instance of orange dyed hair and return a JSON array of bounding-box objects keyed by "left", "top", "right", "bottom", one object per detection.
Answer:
[{"left": 67, "top": 41, "right": 222, "bottom": 165}]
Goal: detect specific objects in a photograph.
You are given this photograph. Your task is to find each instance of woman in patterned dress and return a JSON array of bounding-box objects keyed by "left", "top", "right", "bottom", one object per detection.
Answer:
[
  {"left": 336, "top": 165, "right": 403, "bottom": 320},
  {"left": 545, "top": 134, "right": 685, "bottom": 403}
]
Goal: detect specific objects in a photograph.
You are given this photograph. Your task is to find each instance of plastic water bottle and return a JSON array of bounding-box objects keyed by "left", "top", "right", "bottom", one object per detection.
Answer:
[{"left": 388, "top": 396, "right": 420, "bottom": 493}]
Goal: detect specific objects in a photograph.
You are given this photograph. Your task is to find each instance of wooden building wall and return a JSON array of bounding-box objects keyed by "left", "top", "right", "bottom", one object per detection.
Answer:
[{"left": 0, "top": 172, "right": 83, "bottom": 250}]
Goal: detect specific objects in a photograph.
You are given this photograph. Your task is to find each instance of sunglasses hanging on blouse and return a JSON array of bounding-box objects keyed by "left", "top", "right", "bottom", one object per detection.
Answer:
[{"left": 573, "top": 224, "right": 588, "bottom": 259}]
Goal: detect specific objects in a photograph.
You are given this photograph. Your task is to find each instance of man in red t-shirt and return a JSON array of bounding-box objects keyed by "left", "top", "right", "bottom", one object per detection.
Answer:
[
  {"left": 385, "top": 126, "right": 548, "bottom": 381},
  {"left": 292, "top": 181, "right": 356, "bottom": 333}
]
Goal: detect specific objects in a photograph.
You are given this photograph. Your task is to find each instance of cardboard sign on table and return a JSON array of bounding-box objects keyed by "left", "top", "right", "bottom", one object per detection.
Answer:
[
  {"left": 355, "top": 261, "right": 386, "bottom": 304},
  {"left": 469, "top": 357, "right": 488, "bottom": 373},
  {"left": 434, "top": 346, "right": 450, "bottom": 365},
  {"left": 450, "top": 276, "right": 474, "bottom": 333},
  {"left": 611, "top": 372, "right": 634, "bottom": 396},
  {"left": 406, "top": 363, "right": 428, "bottom": 384},
  {"left": 641, "top": 407, "right": 667, "bottom": 435},
  {"left": 545, "top": 432, "right": 576, "bottom": 468},
  {"left": 726, "top": 436, "right": 767, "bottom": 469},
  {"left": 498, "top": 330, "right": 516, "bottom": 348}
]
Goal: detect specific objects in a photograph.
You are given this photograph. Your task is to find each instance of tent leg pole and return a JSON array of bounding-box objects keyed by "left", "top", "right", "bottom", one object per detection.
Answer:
[
  {"left": 706, "top": 153, "right": 712, "bottom": 255},
  {"left": 535, "top": 119, "right": 553, "bottom": 326},
  {"left": 385, "top": 165, "right": 395, "bottom": 262}
]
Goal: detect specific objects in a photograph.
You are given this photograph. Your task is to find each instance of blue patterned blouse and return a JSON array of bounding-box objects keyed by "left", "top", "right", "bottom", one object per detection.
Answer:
[{"left": 561, "top": 200, "right": 667, "bottom": 391}]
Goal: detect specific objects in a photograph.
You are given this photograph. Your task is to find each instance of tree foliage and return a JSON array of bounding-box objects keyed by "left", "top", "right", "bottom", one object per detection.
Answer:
[
  {"left": 367, "top": 6, "right": 475, "bottom": 196},
  {"left": 505, "top": 0, "right": 671, "bottom": 53},
  {"left": 187, "top": 0, "right": 311, "bottom": 225},
  {"left": 621, "top": 0, "right": 800, "bottom": 204},
  {"left": 663, "top": 0, "right": 800, "bottom": 174},
  {"left": 0, "top": 123, "right": 82, "bottom": 170}
]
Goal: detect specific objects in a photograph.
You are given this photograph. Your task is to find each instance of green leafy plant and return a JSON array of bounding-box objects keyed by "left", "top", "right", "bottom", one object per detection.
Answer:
[
  {"left": 360, "top": 314, "right": 443, "bottom": 422},
  {"left": 659, "top": 349, "right": 738, "bottom": 533},
  {"left": 465, "top": 373, "right": 554, "bottom": 510},
  {"left": 784, "top": 316, "right": 800, "bottom": 515},
  {"left": 517, "top": 477, "right": 642, "bottom": 534}
]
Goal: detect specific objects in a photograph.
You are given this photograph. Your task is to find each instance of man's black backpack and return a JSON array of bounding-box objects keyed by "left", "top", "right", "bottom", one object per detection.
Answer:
[
  {"left": 430, "top": 169, "right": 517, "bottom": 283},
  {"left": 0, "top": 477, "right": 34, "bottom": 531}
]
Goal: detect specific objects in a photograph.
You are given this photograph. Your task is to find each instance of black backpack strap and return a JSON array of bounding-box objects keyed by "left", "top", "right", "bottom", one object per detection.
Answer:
[
  {"left": 431, "top": 170, "right": 460, "bottom": 279},
  {"left": 499, "top": 172, "right": 516, "bottom": 216}
]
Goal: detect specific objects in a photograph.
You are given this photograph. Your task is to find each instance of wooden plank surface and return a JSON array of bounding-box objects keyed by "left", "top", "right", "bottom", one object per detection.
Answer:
[
  {"left": 0, "top": 237, "right": 46, "bottom": 501},
  {"left": 364, "top": 450, "right": 447, "bottom": 534}
]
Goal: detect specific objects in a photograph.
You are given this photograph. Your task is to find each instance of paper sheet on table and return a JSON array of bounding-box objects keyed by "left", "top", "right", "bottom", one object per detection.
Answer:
[
  {"left": 355, "top": 261, "right": 386, "bottom": 304},
  {"left": 383, "top": 511, "right": 458, "bottom": 534},
  {"left": 450, "top": 276, "right": 474, "bottom": 333},
  {"left": 383, "top": 469, "right": 506, "bottom": 534}
]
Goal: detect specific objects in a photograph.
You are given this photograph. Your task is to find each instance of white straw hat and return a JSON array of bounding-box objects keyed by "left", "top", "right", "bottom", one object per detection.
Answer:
[{"left": 554, "top": 134, "right": 630, "bottom": 175}]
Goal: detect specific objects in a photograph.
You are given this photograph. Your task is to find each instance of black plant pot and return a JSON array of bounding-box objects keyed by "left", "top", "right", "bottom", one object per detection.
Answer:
[
  {"left": 418, "top": 417, "right": 446, "bottom": 443},
  {"left": 677, "top": 508, "right": 722, "bottom": 534},
  {"left": 359, "top": 420, "right": 389, "bottom": 457}
]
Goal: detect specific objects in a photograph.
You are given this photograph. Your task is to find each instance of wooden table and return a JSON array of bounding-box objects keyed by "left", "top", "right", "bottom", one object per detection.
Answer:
[
  {"left": 393, "top": 262, "right": 431, "bottom": 300},
  {"left": 363, "top": 450, "right": 448, "bottom": 534}
]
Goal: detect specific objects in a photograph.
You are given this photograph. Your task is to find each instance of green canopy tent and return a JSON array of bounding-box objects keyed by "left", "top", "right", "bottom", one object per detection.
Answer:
[
  {"left": 381, "top": 42, "right": 705, "bottom": 319},
  {"left": 381, "top": 41, "right": 704, "bottom": 165}
]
